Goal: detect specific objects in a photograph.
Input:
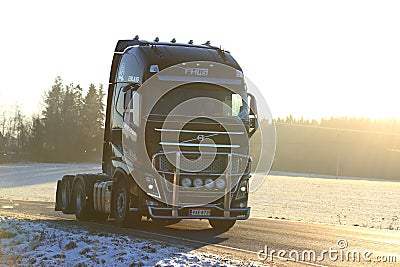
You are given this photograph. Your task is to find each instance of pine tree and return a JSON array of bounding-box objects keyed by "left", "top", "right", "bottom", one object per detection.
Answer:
[
  {"left": 42, "top": 76, "right": 65, "bottom": 161},
  {"left": 61, "top": 83, "right": 84, "bottom": 161},
  {"left": 81, "top": 84, "right": 105, "bottom": 161}
]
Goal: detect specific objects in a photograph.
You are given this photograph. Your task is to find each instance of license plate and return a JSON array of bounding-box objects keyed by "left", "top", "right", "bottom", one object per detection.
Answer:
[{"left": 189, "top": 209, "right": 211, "bottom": 216}]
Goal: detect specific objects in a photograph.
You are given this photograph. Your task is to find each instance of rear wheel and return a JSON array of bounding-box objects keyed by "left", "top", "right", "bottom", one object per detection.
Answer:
[
  {"left": 74, "top": 179, "right": 91, "bottom": 221},
  {"left": 113, "top": 178, "right": 140, "bottom": 226},
  {"left": 60, "top": 175, "right": 74, "bottom": 214},
  {"left": 209, "top": 219, "right": 236, "bottom": 231}
]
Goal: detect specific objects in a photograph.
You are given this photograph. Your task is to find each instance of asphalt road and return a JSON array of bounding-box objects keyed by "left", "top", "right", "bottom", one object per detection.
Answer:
[{"left": 1, "top": 199, "right": 399, "bottom": 267}]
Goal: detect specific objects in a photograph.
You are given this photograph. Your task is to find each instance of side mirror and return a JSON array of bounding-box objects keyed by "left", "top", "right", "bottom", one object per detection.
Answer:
[
  {"left": 248, "top": 93, "right": 259, "bottom": 137},
  {"left": 248, "top": 93, "right": 257, "bottom": 116}
]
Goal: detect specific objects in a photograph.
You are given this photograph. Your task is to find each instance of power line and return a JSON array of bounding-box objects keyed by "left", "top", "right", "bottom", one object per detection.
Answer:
[{"left": 274, "top": 121, "right": 400, "bottom": 136}]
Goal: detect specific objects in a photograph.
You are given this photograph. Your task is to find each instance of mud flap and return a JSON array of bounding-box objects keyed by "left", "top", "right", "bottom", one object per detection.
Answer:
[{"left": 55, "top": 180, "right": 62, "bottom": 211}]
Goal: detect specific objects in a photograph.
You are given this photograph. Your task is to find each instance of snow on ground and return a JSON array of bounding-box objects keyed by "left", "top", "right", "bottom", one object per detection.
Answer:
[
  {"left": 0, "top": 215, "right": 261, "bottom": 267},
  {"left": 249, "top": 172, "right": 400, "bottom": 230},
  {"left": 0, "top": 163, "right": 101, "bottom": 202}
]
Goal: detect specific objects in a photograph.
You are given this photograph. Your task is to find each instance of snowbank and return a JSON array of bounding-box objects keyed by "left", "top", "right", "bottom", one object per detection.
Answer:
[{"left": 0, "top": 216, "right": 260, "bottom": 266}]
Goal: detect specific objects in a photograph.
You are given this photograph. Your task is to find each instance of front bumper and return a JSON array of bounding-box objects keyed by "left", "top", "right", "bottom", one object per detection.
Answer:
[{"left": 148, "top": 205, "right": 250, "bottom": 220}]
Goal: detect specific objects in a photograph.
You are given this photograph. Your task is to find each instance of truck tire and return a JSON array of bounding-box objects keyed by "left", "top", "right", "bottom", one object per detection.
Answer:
[
  {"left": 72, "top": 174, "right": 111, "bottom": 222},
  {"left": 61, "top": 175, "right": 75, "bottom": 214},
  {"left": 113, "top": 178, "right": 140, "bottom": 226},
  {"left": 55, "top": 180, "right": 62, "bottom": 211},
  {"left": 208, "top": 219, "right": 236, "bottom": 231},
  {"left": 73, "top": 179, "right": 92, "bottom": 221}
]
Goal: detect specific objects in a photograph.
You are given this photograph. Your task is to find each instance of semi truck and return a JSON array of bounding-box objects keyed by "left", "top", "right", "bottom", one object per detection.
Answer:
[{"left": 55, "top": 37, "right": 259, "bottom": 231}]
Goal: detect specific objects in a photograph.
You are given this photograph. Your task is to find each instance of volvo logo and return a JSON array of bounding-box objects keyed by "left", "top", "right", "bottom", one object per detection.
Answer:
[{"left": 197, "top": 134, "right": 205, "bottom": 141}]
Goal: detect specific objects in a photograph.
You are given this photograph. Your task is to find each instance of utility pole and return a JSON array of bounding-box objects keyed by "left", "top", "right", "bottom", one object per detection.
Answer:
[{"left": 336, "top": 132, "right": 340, "bottom": 179}]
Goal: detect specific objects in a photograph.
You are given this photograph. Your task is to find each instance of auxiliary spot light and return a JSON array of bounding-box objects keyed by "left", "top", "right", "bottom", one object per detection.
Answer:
[
  {"left": 204, "top": 178, "right": 214, "bottom": 189},
  {"left": 216, "top": 178, "right": 226, "bottom": 189},
  {"left": 181, "top": 178, "right": 192, "bottom": 187},
  {"left": 193, "top": 178, "right": 203, "bottom": 187}
]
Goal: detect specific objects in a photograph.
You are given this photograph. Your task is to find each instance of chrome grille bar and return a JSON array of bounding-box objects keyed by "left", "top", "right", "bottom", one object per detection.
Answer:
[
  {"left": 172, "top": 152, "right": 180, "bottom": 217},
  {"left": 224, "top": 153, "right": 232, "bottom": 218},
  {"left": 155, "top": 128, "right": 244, "bottom": 135},
  {"left": 159, "top": 142, "right": 240, "bottom": 148}
]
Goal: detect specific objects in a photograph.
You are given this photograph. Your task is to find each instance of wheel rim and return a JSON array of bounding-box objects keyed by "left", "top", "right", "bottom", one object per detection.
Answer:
[{"left": 116, "top": 190, "right": 126, "bottom": 219}]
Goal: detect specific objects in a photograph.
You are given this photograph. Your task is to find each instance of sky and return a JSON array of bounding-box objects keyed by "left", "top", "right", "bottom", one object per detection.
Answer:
[{"left": 0, "top": 0, "right": 399, "bottom": 119}]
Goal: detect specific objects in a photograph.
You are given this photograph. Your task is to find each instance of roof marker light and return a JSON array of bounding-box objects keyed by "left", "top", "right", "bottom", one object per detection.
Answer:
[
  {"left": 134, "top": 35, "right": 139, "bottom": 40},
  {"left": 171, "top": 38, "right": 176, "bottom": 43},
  {"left": 188, "top": 40, "right": 194, "bottom": 44},
  {"left": 154, "top": 37, "right": 159, "bottom": 42},
  {"left": 150, "top": 65, "right": 160, "bottom": 73}
]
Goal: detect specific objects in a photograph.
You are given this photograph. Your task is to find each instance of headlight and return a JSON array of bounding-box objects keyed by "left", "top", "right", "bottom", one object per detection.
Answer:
[
  {"left": 181, "top": 177, "right": 192, "bottom": 187},
  {"left": 236, "top": 180, "right": 248, "bottom": 200},
  {"left": 215, "top": 178, "right": 226, "bottom": 189},
  {"left": 204, "top": 178, "right": 214, "bottom": 189},
  {"left": 193, "top": 178, "right": 203, "bottom": 187},
  {"left": 145, "top": 177, "right": 160, "bottom": 199}
]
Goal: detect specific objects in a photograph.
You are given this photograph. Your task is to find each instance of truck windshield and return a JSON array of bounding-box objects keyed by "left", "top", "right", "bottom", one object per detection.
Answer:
[{"left": 149, "top": 83, "right": 248, "bottom": 119}]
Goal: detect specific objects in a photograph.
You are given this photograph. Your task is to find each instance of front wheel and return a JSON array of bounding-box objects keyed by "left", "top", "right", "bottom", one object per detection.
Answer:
[
  {"left": 209, "top": 219, "right": 236, "bottom": 231},
  {"left": 113, "top": 178, "right": 140, "bottom": 226}
]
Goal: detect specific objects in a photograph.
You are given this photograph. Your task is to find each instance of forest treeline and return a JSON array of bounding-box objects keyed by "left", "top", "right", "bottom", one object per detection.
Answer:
[
  {"left": 270, "top": 116, "right": 400, "bottom": 179},
  {"left": 1, "top": 78, "right": 400, "bottom": 179},
  {"left": 0, "top": 77, "right": 105, "bottom": 162}
]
